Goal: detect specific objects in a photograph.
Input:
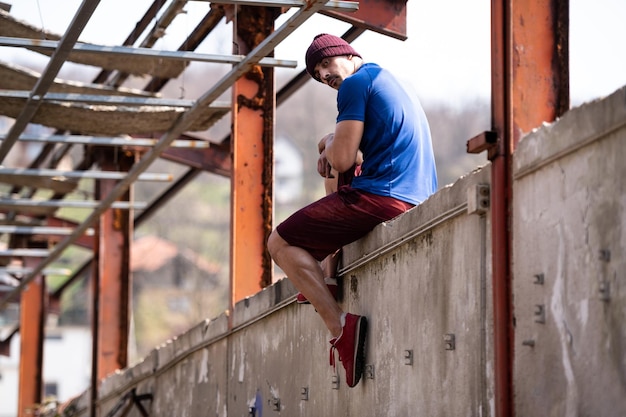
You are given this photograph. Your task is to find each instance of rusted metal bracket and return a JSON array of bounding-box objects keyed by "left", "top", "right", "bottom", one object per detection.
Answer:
[
  {"left": 321, "top": 0, "right": 408, "bottom": 40},
  {"left": 467, "top": 130, "right": 499, "bottom": 160}
]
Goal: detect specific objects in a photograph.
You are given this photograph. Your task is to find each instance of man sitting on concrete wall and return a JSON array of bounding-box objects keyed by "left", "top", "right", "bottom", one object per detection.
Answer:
[{"left": 268, "top": 33, "right": 438, "bottom": 388}]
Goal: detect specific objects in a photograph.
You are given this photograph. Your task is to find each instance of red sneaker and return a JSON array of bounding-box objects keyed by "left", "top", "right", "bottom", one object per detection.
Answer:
[
  {"left": 296, "top": 278, "right": 339, "bottom": 304},
  {"left": 329, "top": 313, "right": 368, "bottom": 388}
]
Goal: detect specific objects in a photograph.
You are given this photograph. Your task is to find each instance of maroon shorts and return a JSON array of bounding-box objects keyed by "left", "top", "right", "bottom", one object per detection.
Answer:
[{"left": 276, "top": 185, "right": 414, "bottom": 261}]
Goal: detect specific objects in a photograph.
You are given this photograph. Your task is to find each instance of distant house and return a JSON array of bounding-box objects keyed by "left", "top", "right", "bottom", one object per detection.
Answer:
[
  {"left": 131, "top": 235, "right": 221, "bottom": 291},
  {"left": 130, "top": 235, "right": 225, "bottom": 357}
]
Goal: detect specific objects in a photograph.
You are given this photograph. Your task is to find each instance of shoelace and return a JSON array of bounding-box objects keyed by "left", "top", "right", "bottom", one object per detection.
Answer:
[{"left": 329, "top": 338, "right": 338, "bottom": 370}]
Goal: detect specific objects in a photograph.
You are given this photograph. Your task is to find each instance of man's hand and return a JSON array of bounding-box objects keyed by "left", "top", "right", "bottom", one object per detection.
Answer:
[
  {"left": 318, "top": 133, "right": 334, "bottom": 154},
  {"left": 317, "top": 149, "right": 335, "bottom": 178},
  {"left": 325, "top": 120, "right": 363, "bottom": 173},
  {"left": 317, "top": 133, "right": 335, "bottom": 178}
]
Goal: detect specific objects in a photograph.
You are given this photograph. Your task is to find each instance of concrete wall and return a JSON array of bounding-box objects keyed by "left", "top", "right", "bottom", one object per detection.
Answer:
[
  {"left": 512, "top": 86, "right": 626, "bottom": 416},
  {"left": 60, "top": 85, "right": 625, "bottom": 417}
]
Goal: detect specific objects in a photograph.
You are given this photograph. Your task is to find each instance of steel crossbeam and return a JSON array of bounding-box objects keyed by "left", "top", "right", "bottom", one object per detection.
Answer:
[{"left": 0, "top": 37, "right": 298, "bottom": 69}]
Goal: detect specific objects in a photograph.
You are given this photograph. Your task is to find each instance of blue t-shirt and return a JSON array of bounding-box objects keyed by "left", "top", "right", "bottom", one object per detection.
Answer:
[{"left": 336, "top": 63, "right": 437, "bottom": 205}]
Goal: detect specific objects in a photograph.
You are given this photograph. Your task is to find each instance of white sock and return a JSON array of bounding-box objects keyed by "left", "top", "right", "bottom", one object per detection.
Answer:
[{"left": 334, "top": 313, "right": 347, "bottom": 341}]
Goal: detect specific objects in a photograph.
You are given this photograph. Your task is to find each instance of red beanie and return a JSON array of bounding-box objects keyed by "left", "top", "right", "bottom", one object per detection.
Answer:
[{"left": 305, "top": 33, "right": 361, "bottom": 81}]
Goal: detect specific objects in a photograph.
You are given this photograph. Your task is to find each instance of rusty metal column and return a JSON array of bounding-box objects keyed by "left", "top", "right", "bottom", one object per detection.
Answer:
[
  {"left": 488, "top": 1, "right": 569, "bottom": 416},
  {"left": 91, "top": 148, "right": 134, "bottom": 383},
  {"left": 229, "top": 6, "right": 278, "bottom": 311},
  {"left": 17, "top": 254, "right": 47, "bottom": 417},
  {"left": 511, "top": 0, "right": 569, "bottom": 135}
]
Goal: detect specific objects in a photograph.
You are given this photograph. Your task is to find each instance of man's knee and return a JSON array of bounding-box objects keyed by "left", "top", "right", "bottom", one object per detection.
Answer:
[{"left": 267, "top": 229, "right": 283, "bottom": 259}]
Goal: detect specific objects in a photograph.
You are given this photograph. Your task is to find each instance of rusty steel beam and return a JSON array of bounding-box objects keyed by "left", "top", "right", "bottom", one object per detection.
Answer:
[
  {"left": 0, "top": 0, "right": 102, "bottom": 163},
  {"left": 144, "top": 5, "right": 227, "bottom": 93},
  {"left": 48, "top": 162, "right": 203, "bottom": 316},
  {"left": 467, "top": 130, "right": 499, "bottom": 158},
  {"left": 45, "top": 137, "right": 229, "bottom": 313},
  {"left": 92, "top": 0, "right": 167, "bottom": 84},
  {"left": 93, "top": 150, "right": 133, "bottom": 382},
  {"left": 321, "top": 0, "right": 407, "bottom": 40},
  {"left": 45, "top": 216, "right": 95, "bottom": 249},
  {"left": 160, "top": 141, "right": 231, "bottom": 176},
  {"left": 90, "top": 234, "right": 99, "bottom": 417},
  {"left": 489, "top": 1, "right": 514, "bottom": 415},
  {"left": 511, "top": 0, "right": 569, "bottom": 139},
  {"left": 486, "top": 1, "right": 569, "bottom": 417},
  {"left": 230, "top": 6, "right": 278, "bottom": 308},
  {"left": 17, "top": 256, "right": 46, "bottom": 417}
]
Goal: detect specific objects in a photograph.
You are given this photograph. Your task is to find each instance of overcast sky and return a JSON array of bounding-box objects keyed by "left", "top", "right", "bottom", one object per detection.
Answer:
[{"left": 4, "top": 0, "right": 626, "bottom": 107}]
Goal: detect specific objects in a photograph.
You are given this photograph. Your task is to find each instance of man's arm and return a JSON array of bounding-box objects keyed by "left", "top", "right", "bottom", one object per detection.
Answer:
[{"left": 321, "top": 120, "right": 363, "bottom": 173}]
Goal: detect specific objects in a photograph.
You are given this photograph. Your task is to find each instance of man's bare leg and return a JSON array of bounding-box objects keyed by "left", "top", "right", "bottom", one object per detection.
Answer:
[
  {"left": 321, "top": 249, "right": 340, "bottom": 279},
  {"left": 320, "top": 172, "right": 341, "bottom": 280},
  {"left": 268, "top": 231, "right": 344, "bottom": 337}
]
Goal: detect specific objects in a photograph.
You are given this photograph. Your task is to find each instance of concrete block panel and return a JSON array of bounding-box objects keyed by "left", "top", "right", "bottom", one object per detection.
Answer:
[{"left": 513, "top": 85, "right": 626, "bottom": 416}]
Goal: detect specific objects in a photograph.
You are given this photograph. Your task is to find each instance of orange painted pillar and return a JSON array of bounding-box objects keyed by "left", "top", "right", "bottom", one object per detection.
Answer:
[
  {"left": 229, "top": 6, "right": 278, "bottom": 311},
  {"left": 511, "top": 0, "right": 569, "bottom": 140},
  {"left": 17, "top": 256, "right": 46, "bottom": 417},
  {"left": 489, "top": 1, "right": 569, "bottom": 416},
  {"left": 92, "top": 149, "right": 133, "bottom": 384}
]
